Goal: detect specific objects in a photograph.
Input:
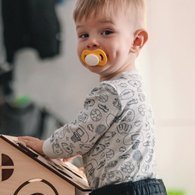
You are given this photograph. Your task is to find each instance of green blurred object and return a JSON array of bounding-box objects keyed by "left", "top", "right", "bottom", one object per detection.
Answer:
[
  {"left": 14, "top": 96, "right": 31, "bottom": 107},
  {"left": 168, "top": 189, "right": 185, "bottom": 195}
]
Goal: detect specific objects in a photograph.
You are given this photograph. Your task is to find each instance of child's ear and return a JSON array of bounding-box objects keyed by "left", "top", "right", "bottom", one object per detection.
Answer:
[{"left": 130, "top": 29, "right": 148, "bottom": 53}]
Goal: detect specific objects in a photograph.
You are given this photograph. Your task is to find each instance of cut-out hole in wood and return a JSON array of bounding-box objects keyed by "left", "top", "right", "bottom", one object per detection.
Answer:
[
  {"left": 13, "top": 178, "right": 59, "bottom": 195},
  {"left": 0, "top": 153, "right": 14, "bottom": 181}
]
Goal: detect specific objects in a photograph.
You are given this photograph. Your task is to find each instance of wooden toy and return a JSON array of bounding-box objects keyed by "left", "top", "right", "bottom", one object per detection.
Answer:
[{"left": 0, "top": 134, "right": 90, "bottom": 195}]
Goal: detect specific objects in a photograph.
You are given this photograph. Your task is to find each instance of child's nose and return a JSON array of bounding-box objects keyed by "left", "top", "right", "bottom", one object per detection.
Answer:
[{"left": 87, "top": 38, "right": 99, "bottom": 49}]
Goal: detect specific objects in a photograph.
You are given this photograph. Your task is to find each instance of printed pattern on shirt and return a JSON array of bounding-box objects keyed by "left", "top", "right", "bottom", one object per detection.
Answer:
[{"left": 43, "top": 71, "right": 156, "bottom": 189}]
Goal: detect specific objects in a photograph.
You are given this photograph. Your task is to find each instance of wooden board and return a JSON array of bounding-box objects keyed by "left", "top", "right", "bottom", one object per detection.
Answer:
[{"left": 0, "top": 134, "right": 90, "bottom": 195}]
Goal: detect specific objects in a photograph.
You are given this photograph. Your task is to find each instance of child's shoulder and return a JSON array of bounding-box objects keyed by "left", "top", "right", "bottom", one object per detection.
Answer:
[
  {"left": 102, "top": 71, "right": 143, "bottom": 92},
  {"left": 88, "top": 71, "right": 143, "bottom": 100}
]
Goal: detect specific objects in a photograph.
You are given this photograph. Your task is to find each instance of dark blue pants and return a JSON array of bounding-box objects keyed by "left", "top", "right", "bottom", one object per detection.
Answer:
[{"left": 90, "top": 178, "right": 167, "bottom": 195}]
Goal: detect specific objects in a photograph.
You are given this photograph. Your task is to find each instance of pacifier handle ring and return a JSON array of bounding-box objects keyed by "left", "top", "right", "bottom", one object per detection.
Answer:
[{"left": 98, "top": 50, "right": 107, "bottom": 66}]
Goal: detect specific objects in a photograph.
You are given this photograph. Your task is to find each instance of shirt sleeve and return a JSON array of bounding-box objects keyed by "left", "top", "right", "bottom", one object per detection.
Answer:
[{"left": 43, "top": 82, "right": 122, "bottom": 158}]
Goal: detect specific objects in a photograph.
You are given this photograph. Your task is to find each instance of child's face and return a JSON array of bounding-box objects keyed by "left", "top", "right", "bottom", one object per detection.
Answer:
[{"left": 75, "top": 11, "right": 136, "bottom": 80}]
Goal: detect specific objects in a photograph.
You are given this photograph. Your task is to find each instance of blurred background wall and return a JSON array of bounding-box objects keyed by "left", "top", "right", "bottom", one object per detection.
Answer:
[
  {"left": 1, "top": 0, "right": 194, "bottom": 194},
  {"left": 147, "top": 0, "right": 195, "bottom": 194}
]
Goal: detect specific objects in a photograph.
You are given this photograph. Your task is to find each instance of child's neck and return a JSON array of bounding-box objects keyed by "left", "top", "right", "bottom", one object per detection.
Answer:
[{"left": 100, "top": 65, "right": 136, "bottom": 81}]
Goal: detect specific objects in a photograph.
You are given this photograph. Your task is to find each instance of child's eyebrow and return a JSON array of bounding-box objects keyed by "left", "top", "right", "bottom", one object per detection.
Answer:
[
  {"left": 76, "top": 19, "right": 114, "bottom": 30},
  {"left": 76, "top": 25, "right": 84, "bottom": 30},
  {"left": 98, "top": 19, "right": 114, "bottom": 25}
]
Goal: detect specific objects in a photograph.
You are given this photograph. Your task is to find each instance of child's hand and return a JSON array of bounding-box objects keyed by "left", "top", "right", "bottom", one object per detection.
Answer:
[{"left": 18, "top": 136, "right": 44, "bottom": 155}]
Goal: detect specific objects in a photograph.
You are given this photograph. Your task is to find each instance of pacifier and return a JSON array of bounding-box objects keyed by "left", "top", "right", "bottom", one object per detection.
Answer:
[{"left": 81, "top": 49, "right": 108, "bottom": 66}]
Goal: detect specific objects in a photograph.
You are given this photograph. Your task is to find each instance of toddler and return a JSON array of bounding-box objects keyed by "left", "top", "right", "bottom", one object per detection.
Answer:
[{"left": 19, "top": 0, "right": 167, "bottom": 194}]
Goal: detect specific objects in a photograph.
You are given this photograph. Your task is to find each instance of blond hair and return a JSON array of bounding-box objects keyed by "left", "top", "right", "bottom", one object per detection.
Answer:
[{"left": 73, "top": 0, "right": 147, "bottom": 29}]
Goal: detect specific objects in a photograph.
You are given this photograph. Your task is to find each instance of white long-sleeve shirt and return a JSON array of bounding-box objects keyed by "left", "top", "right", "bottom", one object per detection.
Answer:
[{"left": 43, "top": 70, "right": 156, "bottom": 189}]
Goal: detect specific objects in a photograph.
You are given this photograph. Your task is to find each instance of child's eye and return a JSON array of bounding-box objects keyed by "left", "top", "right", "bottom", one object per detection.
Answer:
[
  {"left": 79, "top": 33, "right": 89, "bottom": 39},
  {"left": 101, "top": 30, "right": 113, "bottom": 36}
]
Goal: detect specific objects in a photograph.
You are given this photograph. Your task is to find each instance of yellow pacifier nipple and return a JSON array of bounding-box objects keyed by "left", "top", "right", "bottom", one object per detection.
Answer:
[{"left": 81, "top": 49, "right": 108, "bottom": 66}]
